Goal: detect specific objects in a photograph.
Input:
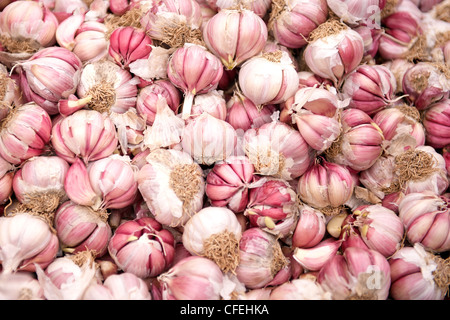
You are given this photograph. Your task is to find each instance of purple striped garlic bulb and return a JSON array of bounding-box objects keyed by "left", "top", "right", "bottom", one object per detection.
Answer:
[
  {"left": 202, "top": 7, "right": 268, "bottom": 70},
  {"left": 16, "top": 47, "right": 83, "bottom": 115},
  {"left": 64, "top": 154, "right": 139, "bottom": 211},
  {"left": 167, "top": 43, "right": 223, "bottom": 119},
  {"left": 268, "top": 0, "right": 328, "bottom": 49},
  {"left": 341, "top": 64, "right": 398, "bottom": 116},
  {"left": 304, "top": 20, "right": 364, "bottom": 87},
  {"left": 0, "top": 102, "right": 52, "bottom": 165},
  {"left": 205, "top": 0, "right": 271, "bottom": 18},
  {"left": 238, "top": 50, "right": 298, "bottom": 109},
  {"left": 422, "top": 99, "right": 450, "bottom": 148},
  {"left": 326, "top": 0, "right": 386, "bottom": 27},
  {"left": 51, "top": 109, "right": 118, "bottom": 164}
]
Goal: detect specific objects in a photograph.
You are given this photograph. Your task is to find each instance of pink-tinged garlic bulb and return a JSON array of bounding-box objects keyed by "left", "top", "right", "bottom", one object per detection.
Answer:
[
  {"left": 298, "top": 158, "right": 356, "bottom": 210},
  {"left": 64, "top": 155, "right": 139, "bottom": 211},
  {"left": 108, "top": 217, "right": 175, "bottom": 279},
  {"left": 202, "top": 7, "right": 267, "bottom": 70},
  {"left": 206, "top": 0, "right": 271, "bottom": 18},
  {"left": 0, "top": 102, "right": 52, "bottom": 165},
  {"left": 238, "top": 50, "right": 298, "bottom": 108},
  {"left": 136, "top": 80, "right": 181, "bottom": 125},
  {"left": 137, "top": 148, "right": 205, "bottom": 227},
  {"left": 108, "top": 26, "right": 153, "bottom": 70},
  {"left": 245, "top": 178, "right": 299, "bottom": 238},
  {"left": 190, "top": 90, "right": 227, "bottom": 121},
  {"left": 285, "top": 86, "right": 344, "bottom": 152},
  {"left": 54, "top": 201, "right": 112, "bottom": 257},
  {"left": 55, "top": 14, "right": 108, "bottom": 64},
  {"left": 378, "top": 11, "right": 424, "bottom": 60},
  {"left": 0, "top": 271, "right": 44, "bottom": 300},
  {"left": 77, "top": 60, "right": 139, "bottom": 115},
  {"left": 402, "top": 62, "right": 450, "bottom": 111},
  {"left": 140, "top": 0, "right": 203, "bottom": 48},
  {"left": 12, "top": 155, "right": 69, "bottom": 214},
  {"left": 109, "top": 0, "right": 141, "bottom": 15},
  {"left": 51, "top": 109, "right": 118, "bottom": 164},
  {"left": 325, "top": 108, "right": 385, "bottom": 172},
  {"left": 270, "top": 277, "right": 332, "bottom": 300},
  {"left": 206, "top": 155, "right": 259, "bottom": 213},
  {"left": 52, "top": 0, "right": 89, "bottom": 22},
  {"left": 293, "top": 238, "right": 342, "bottom": 271},
  {"left": 226, "top": 90, "right": 275, "bottom": 131},
  {"left": 422, "top": 99, "right": 450, "bottom": 148},
  {"left": 444, "top": 146, "right": 450, "bottom": 176},
  {"left": 35, "top": 251, "right": 98, "bottom": 300},
  {"left": 360, "top": 145, "right": 449, "bottom": 201},
  {"left": 182, "top": 206, "right": 242, "bottom": 273},
  {"left": 327, "top": 0, "right": 385, "bottom": 27},
  {"left": 268, "top": 0, "right": 328, "bottom": 49},
  {"left": 235, "top": 227, "right": 289, "bottom": 289},
  {"left": 0, "top": 1, "right": 58, "bottom": 52},
  {"left": 243, "top": 120, "right": 314, "bottom": 180},
  {"left": 16, "top": 46, "right": 82, "bottom": 115},
  {"left": 398, "top": 191, "right": 450, "bottom": 253},
  {"left": 181, "top": 112, "right": 238, "bottom": 166},
  {"left": 83, "top": 272, "right": 152, "bottom": 300},
  {"left": 389, "top": 243, "right": 449, "bottom": 300},
  {"left": 341, "top": 64, "right": 398, "bottom": 116},
  {"left": 0, "top": 212, "right": 59, "bottom": 273},
  {"left": 292, "top": 204, "right": 327, "bottom": 248},
  {"left": 352, "top": 204, "right": 404, "bottom": 257},
  {"left": 303, "top": 20, "right": 364, "bottom": 87},
  {"left": 372, "top": 105, "right": 425, "bottom": 149},
  {"left": 158, "top": 256, "right": 225, "bottom": 300},
  {"left": 412, "top": 0, "right": 444, "bottom": 12},
  {"left": 318, "top": 246, "right": 391, "bottom": 300},
  {"left": 167, "top": 43, "right": 223, "bottom": 119}
]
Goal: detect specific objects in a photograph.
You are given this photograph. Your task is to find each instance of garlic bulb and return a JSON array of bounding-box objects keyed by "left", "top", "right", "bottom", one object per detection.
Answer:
[
  {"left": 182, "top": 206, "right": 242, "bottom": 273},
  {"left": 137, "top": 148, "right": 205, "bottom": 227}
]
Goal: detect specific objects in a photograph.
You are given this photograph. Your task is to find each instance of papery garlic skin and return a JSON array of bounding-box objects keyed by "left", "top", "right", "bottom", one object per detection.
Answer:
[
  {"left": 12, "top": 156, "right": 69, "bottom": 213},
  {"left": 181, "top": 112, "right": 238, "bottom": 166},
  {"left": 51, "top": 109, "right": 118, "bottom": 164},
  {"left": 304, "top": 23, "right": 364, "bottom": 86},
  {"left": 182, "top": 206, "right": 242, "bottom": 273},
  {"left": 0, "top": 102, "right": 52, "bottom": 165},
  {"left": 190, "top": 90, "right": 227, "bottom": 121},
  {"left": 235, "top": 227, "right": 289, "bottom": 289},
  {"left": 0, "top": 213, "right": 59, "bottom": 273},
  {"left": 243, "top": 120, "right": 314, "bottom": 180},
  {"left": 55, "top": 201, "right": 112, "bottom": 256},
  {"left": 0, "top": 1, "right": 59, "bottom": 50},
  {"left": 389, "top": 243, "right": 448, "bottom": 300},
  {"left": 0, "top": 271, "right": 44, "bottom": 300},
  {"left": 138, "top": 148, "right": 205, "bottom": 227},
  {"left": 327, "top": 0, "right": 385, "bottom": 26},
  {"left": 65, "top": 154, "right": 139, "bottom": 211},
  {"left": 398, "top": 192, "right": 450, "bottom": 253},
  {"left": 17, "top": 47, "right": 83, "bottom": 115},
  {"left": 202, "top": 8, "right": 268, "bottom": 70},
  {"left": 83, "top": 273, "right": 152, "bottom": 300},
  {"left": 270, "top": 277, "right": 332, "bottom": 300},
  {"left": 158, "top": 256, "right": 225, "bottom": 300},
  {"left": 108, "top": 217, "right": 175, "bottom": 279},
  {"left": 35, "top": 252, "right": 98, "bottom": 300},
  {"left": 238, "top": 51, "right": 299, "bottom": 108}
]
